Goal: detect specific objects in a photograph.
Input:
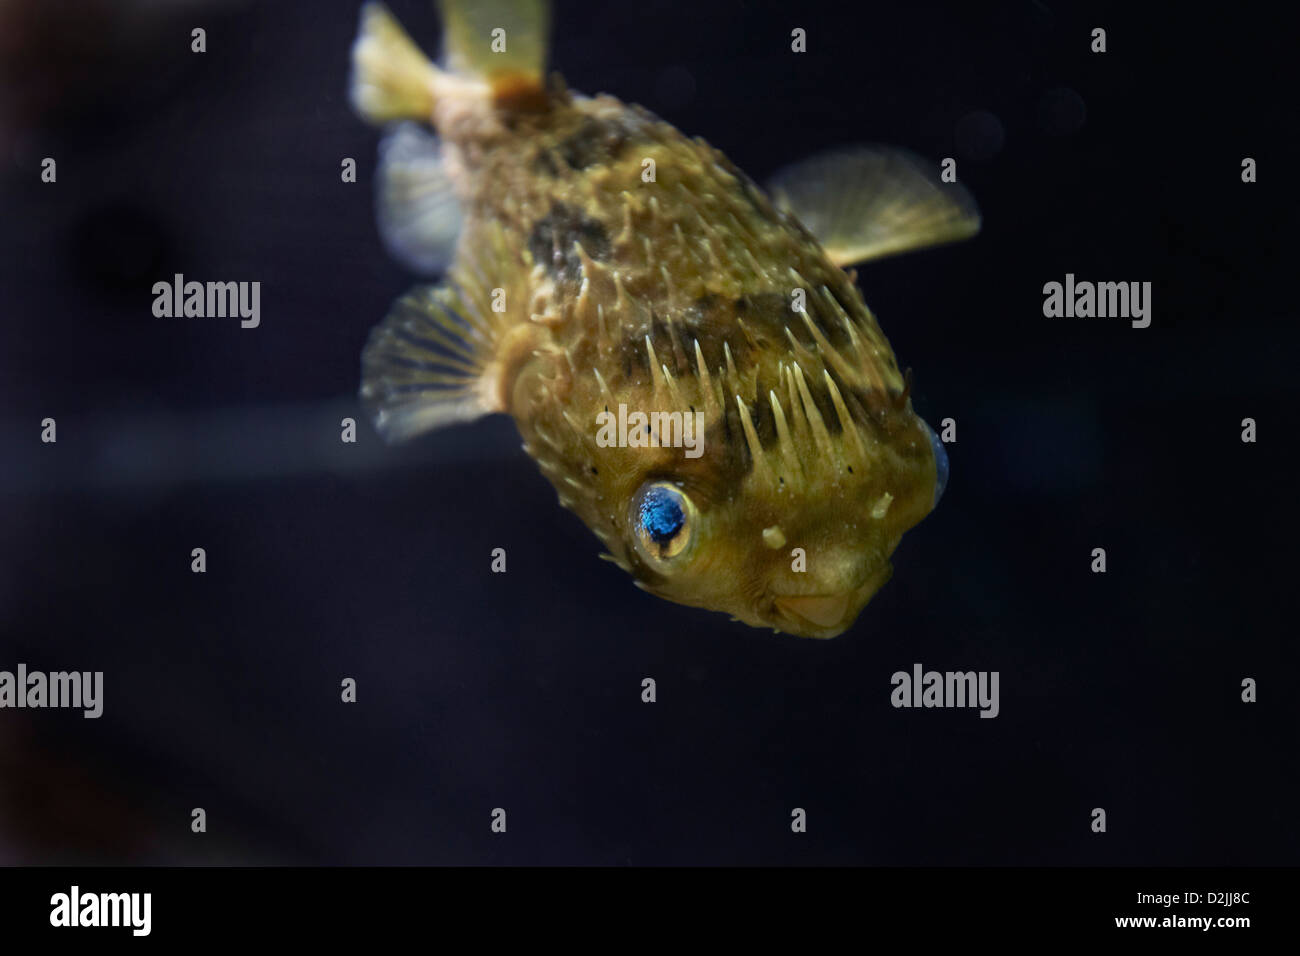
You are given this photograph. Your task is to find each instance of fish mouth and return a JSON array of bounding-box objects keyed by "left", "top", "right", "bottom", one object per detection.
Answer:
[
  {"left": 773, "top": 593, "right": 852, "bottom": 630},
  {"left": 770, "top": 562, "right": 894, "bottom": 637}
]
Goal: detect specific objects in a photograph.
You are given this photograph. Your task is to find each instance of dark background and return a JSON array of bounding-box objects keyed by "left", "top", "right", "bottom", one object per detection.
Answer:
[{"left": 0, "top": 0, "right": 1294, "bottom": 864}]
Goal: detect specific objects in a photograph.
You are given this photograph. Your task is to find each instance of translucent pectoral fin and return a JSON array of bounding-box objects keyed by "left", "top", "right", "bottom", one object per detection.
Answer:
[
  {"left": 360, "top": 282, "right": 502, "bottom": 443},
  {"left": 376, "top": 122, "right": 461, "bottom": 275},
  {"left": 767, "top": 145, "right": 981, "bottom": 267}
]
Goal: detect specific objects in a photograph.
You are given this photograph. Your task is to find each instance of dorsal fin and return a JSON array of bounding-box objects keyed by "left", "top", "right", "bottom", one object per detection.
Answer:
[{"left": 438, "top": 0, "right": 550, "bottom": 104}]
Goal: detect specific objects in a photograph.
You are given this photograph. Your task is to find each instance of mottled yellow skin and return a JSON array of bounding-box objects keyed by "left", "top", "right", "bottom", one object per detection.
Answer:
[{"left": 431, "top": 80, "right": 939, "bottom": 638}]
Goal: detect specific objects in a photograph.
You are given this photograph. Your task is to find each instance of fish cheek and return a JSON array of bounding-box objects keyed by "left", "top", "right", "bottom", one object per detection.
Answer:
[{"left": 672, "top": 495, "right": 764, "bottom": 608}]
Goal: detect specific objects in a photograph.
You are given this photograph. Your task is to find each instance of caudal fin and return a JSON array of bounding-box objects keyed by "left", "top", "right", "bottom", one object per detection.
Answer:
[{"left": 350, "top": 3, "right": 442, "bottom": 125}]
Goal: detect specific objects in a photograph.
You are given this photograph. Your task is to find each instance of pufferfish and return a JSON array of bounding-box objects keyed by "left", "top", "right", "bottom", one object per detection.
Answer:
[{"left": 350, "top": 0, "right": 979, "bottom": 638}]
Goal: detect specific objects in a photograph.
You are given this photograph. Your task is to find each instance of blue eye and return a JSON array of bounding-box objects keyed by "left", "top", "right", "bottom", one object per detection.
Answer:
[
  {"left": 640, "top": 487, "right": 684, "bottom": 543},
  {"left": 631, "top": 481, "right": 696, "bottom": 562},
  {"left": 923, "top": 419, "right": 949, "bottom": 507}
]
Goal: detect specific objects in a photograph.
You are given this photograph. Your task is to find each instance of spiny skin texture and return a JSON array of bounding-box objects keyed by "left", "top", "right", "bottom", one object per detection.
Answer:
[{"left": 436, "top": 82, "right": 939, "bottom": 638}]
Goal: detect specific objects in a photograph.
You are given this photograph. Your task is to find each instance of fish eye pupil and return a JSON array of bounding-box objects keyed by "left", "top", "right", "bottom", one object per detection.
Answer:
[
  {"left": 630, "top": 482, "right": 696, "bottom": 564},
  {"left": 640, "top": 488, "right": 684, "bottom": 544}
]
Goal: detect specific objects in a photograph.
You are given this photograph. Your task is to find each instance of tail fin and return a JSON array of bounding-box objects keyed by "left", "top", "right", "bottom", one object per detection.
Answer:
[
  {"left": 438, "top": 0, "right": 550, "bottom": 99},
  {"left": 350, "top": 3, "right": 442, "bottom": 125}
]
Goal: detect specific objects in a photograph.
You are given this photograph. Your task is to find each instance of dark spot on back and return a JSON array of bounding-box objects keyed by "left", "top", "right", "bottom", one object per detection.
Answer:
[
  {"left": 824, "top": 281, "right": 870, "bottom": 347},
  {"left": 557, "top": 116, "right": 630, "bottom": 170},
  {"left": 735, "top": 291, "right": 803, "bottom": 347},
  {"left": 848, "top": 379, "right": 907, "bottom": 421},
  {"left": 749, "top": 364, "right": 779, "bottom": 444},
  {"left": 621, "top": 340, "right": 647, "bottom": 380},
  {"left": 532, "top": 149, "right": 560, "bottom": 177},
  {"left": 678, "top": 294, "right": 748, "bottom": 372},
  {"left": 527, "top": 203, "right": 611, "bottom": 281},
  {"left": 679, "top": 294, "right": 722, "bottom": 343}
]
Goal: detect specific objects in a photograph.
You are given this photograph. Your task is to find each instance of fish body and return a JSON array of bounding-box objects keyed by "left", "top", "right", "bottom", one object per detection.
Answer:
[{"left": 351, "top": 1, "right": 978, "bottom": 638}]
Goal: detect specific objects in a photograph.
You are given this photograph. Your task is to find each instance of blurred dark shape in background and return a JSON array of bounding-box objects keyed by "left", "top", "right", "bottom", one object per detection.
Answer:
[
  {"left": 0, "top": 0, "right": 247, "bottom": 149},
  {"left": 954, "top": 109, "right": 1005, "bottom": 161},
  {"left": 1037, "top": 87, "right": 1086, "bottom": 137},
  {"left": 67, "top": 201, "right": 171, "bottom": 302}
]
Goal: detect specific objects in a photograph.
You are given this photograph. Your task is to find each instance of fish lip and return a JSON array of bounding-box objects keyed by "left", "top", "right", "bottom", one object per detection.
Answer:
[{"left": 773, "top": 593, "right": 853, "bottom": 631}]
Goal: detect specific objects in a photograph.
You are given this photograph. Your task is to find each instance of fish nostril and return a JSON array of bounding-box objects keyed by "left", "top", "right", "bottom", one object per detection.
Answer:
[{"left": 924, "top": 419, "right": 949, "bottom": 507}]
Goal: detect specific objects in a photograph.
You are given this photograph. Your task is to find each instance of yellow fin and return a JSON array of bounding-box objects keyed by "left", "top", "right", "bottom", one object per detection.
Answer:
[
  {"left": 768, "top": 146, "right": 981, "bottom": 266},
  {"left": 350, "top": 3, "right": 442, "bottom": 125},
  {"left": 438, "top": 0, "right": 549, "bottom": 92},
  {"left": 360, "top": 282, "right": 501, "bottom": 443}
]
